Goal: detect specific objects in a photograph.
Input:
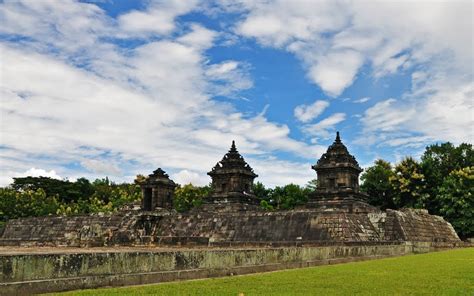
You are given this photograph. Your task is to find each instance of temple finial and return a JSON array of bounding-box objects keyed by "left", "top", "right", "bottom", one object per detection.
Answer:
[
  {"left": 230, "top": 140, "right": 237, "bottom": 152},
  {"left": 335, "top": 131, "right": 341, "bottom": 143}
]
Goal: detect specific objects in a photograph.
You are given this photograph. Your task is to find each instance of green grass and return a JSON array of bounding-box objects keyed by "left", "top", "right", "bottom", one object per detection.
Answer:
[{"left": 53, "top": 248, "right": 474, "bottom": 296}]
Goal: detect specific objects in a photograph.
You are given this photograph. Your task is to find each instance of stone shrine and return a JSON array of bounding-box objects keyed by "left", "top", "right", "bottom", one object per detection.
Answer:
[
  {"left": 307, "top": 132, "right": 375, "bottom": 213},
  {"left": 139, "top": 168, "right": 176, "bottom": 211},
  {"left": 206, "top": 141, "right": 259, "bottom": 206}
]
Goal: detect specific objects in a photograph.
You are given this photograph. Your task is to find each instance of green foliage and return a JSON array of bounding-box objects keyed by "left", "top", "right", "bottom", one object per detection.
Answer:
[
  {"left": 360, "top": 142, "right": 473, "bottom": 238},
  {"left": 360, "top": 159, "right": 396, "bottom": 209},
  {"left": 252, "top": 182, "right": 274, "bottom": 210},
  {"left": 269, "top": 184, "right": 309, "bottom": 210},
  {"left": 421, "top": 142, "right": 473, "bottom": 215},
  {"left": 390, "top": 157, "right": 427, "bottom": 209},
  {"left": 305, "top": 179, "right": 318, "bottom": 192},
  {"left": 174, "top": 184, "right": 210, "bottom": 212},
  {"left": 252, "top": 182, "right": 271, "bottom": 200},
  {"left": 55, "top": 248, "right": 474, "bottom": 296},
  {"left": 0, "top": 177, "right": 142, "bottom": 222},
  {"left": 11, "top": 176, "right": 95, "bottom": 203},
  {"left": 0, "top": 188, "right": 60, "bottom": 222},
  {"left": 437, "top": 167, "right": 474, "bottom": 239}
]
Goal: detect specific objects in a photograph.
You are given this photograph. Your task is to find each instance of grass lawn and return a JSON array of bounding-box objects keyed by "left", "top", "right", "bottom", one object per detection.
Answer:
[{"left": 52, "top": 248, "right": 474, "bottom": 296}]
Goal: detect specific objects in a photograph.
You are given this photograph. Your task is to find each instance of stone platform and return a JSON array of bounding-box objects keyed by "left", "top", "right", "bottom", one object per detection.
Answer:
[
  {"left": 1, "top": 242, "right": 470, "bottom": 295},
  {"left": 0, "top": 207, "right": 460, "bottom": 247}
]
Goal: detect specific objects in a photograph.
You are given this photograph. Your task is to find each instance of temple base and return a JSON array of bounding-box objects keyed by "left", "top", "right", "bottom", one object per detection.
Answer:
[
  {"left": 306, "top": 191, "right": 377, "bottom": 213},
  {"left": 201, "top": 192, "right": 261, "bottom": 212}
]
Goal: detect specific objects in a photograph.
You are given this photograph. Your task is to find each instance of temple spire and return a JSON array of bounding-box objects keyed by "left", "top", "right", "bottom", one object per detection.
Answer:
[
  {"left": 230, "top": 140, "right": 237, "bottom": 152},
  {"left": 335, "top": 131, "right": 341, "bottom": 143}
]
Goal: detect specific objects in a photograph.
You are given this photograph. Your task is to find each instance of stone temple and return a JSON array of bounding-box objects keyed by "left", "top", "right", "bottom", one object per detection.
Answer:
[
  {"left": 1, "top": 132, "right": 468, "bottom": 295},
  {"left": 205, "top": 140, "right": 259, "bottom": 207},
  {"left": 0, "top": 132, "right": 461, "bottom": 247},
  {"left": 140, "top": 168, "right": 176, "bottom": 211},
  {"left": 307, "top": 131, "right": 374, "bottom": 213}
]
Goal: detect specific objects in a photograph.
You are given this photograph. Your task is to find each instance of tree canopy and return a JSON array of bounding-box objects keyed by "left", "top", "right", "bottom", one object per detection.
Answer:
[{"left": 360, "top": 142, "right": 473, "bottom": 239}]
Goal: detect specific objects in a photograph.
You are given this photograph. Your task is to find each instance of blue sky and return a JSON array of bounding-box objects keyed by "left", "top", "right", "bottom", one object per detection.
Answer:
[{"left": 0, "top": 0, "right": 472, "bottom": 187}]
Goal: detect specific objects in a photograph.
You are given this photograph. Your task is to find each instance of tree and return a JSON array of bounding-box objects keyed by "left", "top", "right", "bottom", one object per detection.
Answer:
[
  {"left": 11, "top": 176, "right": 94, "bottom": 203},
  {"left": 360, "top": 159, "right": 396, "bottom": 209},
  {"left": 390, "top": 157, "right": 427, "bottom": 209},
  {"left": 269, "top": 184, "right": 309, "bottom": 210},
  {"left": 437, "top": 167, "right": 474, "bottom": 239},
  {"left": 421, "top": 142, "right": 474, "bottom": 214},
  {"left": 305, "top": 179, "right": 318, "bottom": 192},
  {"left": 174, "top": 184, "right": 210, "bottom": 212},
  {"left": 253, "top": 182, "right": 271, "bottom": 199},
  {"left": 0, "top": 188, "right": 60, "bottom": 223}
]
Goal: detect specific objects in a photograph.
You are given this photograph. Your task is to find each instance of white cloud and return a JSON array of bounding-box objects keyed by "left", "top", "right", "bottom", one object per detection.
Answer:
[
  {"left": 233, "top": 1, "right": 472, "bottom": 94},
  {"left": 118, "top": 0, "right": 199, "bottom": 37},
  {"left": 178, "top": 23, "right": 218, "bottom": 49},
  {"left": 81, "top": 159, "right": 121, "bottom": 176},
  {"left": 232, "top": 0, "right": 473, "bottom": 149},
  {"left": 205, "top": 60, "right": 253, "bottom": 96},
  {"left": 249, "top": 158, "right": 316, "bottom": 188},
  {"left": 353, "top": 97, "right": 370, "bottom": 103},
  {"left": 307, "top": 50, "right": 364, "bottom": 96},
  {"left": 294, "top": 100, "right": 329, "bottom": 123},
  {"left": 0, "top": 167, "right": 63, "bottom": 187},
  {"left": 0, "top": 1, "right": 324, "bottom": 187},
  {"left": 20, "top": 168, "right": 62, "bottom": 179},
  {"left": 302, "top": 113, "right": 346, "bottom": 139},
  {"left": 171, "top": 170, "right": 210, "bottom": 186},
  {"left": 360, "top": 80, "right": 474, "bottom": 146}
]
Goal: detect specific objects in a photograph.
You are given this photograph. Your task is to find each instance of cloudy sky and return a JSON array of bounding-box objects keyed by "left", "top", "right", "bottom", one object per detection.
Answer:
[{"left": 0, "top": 0, "right": 472, "bottom": 187}]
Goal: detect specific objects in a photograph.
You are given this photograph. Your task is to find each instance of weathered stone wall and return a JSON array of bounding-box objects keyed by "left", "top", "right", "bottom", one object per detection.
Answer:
[
  {"left": 0, "top": 207, "right": 460, "bottom": 247},
  {"left": 368, "top": 209, "right": 460, "bottom": 242},
  {"left": 156, "top": 210, "right": 383, "bottom": 243},
  {"left": 0, "top": 211, "right": 153, "bottom": 247},
  {"left": 155, "top": 208, "right": 460, "bottom": 244},
  {"left": 1, "top": 243, "right": 466, "bottom": 295}
]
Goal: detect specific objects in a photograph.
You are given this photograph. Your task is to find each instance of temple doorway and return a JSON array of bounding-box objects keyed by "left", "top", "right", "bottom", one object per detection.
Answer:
[{"left": 143, "top": 188, "right": 152, "bottom": 211}]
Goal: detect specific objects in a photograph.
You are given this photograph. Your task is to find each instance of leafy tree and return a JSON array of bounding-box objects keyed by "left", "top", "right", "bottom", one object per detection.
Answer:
[
  {"left": 11, "top": 176, "right": 94, "bottom": 203},
  {"left": 437, "top": 167, "right": 474, "bottom": 239},
  {"left": 305, "top": 179, "right": 318, "bottom": 192},
  {"left": 252, "top": 181, "right": 271, "bottom": 200},
  {"left": 390, "top": 157, "right": 427, "bottom": 209},
  {"left": 360, "top": 159, "right": 396, "bottom": 209},
  {"left": 269, "top": 184, "right": 309, "bottom": 210},
  {"left": 0, "top": 188, "right": 60, "bottom": 221},
  {"left": 421, "top": 142, "right": 473, "bottom": 214},
  {"left": 174, "top": 184, "right": 210, "bottom": 212}
]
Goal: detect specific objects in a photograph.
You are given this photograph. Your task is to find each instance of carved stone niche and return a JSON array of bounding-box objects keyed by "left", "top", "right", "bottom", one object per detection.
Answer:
[{"left": 140, "top": 168, "right": 176, "bottom": 211}]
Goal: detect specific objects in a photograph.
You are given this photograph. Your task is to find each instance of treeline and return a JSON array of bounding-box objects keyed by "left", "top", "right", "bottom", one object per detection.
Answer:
[
  {"left": 360, "top": 142, "right": 473, "bottom": 239},
  {"left": 0, "top": 177, "right": 142, "bottom": 228},
  {"left": 0, "top": 142, "right": 472, "bottom": 238}
]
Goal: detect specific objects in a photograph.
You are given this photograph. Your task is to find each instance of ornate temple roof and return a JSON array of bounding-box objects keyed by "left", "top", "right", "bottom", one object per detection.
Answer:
[
  {"left": 312, "top": 132, "right": 362, "bottom": 172},
  {"left": 208, "top": 141, "right": 258, "bottom": 177},
  {"left": 145, "top": 168, "right": 176, "bottom": 186}
]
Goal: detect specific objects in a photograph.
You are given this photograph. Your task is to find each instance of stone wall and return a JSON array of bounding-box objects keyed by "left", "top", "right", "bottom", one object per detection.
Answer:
[
  {"left": 0, "top": 242, "right": 465, "bottom": 295},
  {"left": 156, "top": 210, "right": 382, "bottom": 243},
  {"left": 0, "top": 207, "right": 460, "bottom": 247},
  {"left": 0, "top": 211, "right": 151, "bottom": 247},
  {"left": 155, "top": 208, "right": 460, "bottom": 244}
]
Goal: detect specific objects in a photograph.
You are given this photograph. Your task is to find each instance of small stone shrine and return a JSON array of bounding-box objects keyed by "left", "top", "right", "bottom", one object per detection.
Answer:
[
  {"left": 139, "top": 168, "right": 176, "bottom": 211},
  {"left": 307, "top": 132, "right": 375, "bottom": 213},
  {"left": 205, "top": 141, "right": 259, "bottom": 206}
]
